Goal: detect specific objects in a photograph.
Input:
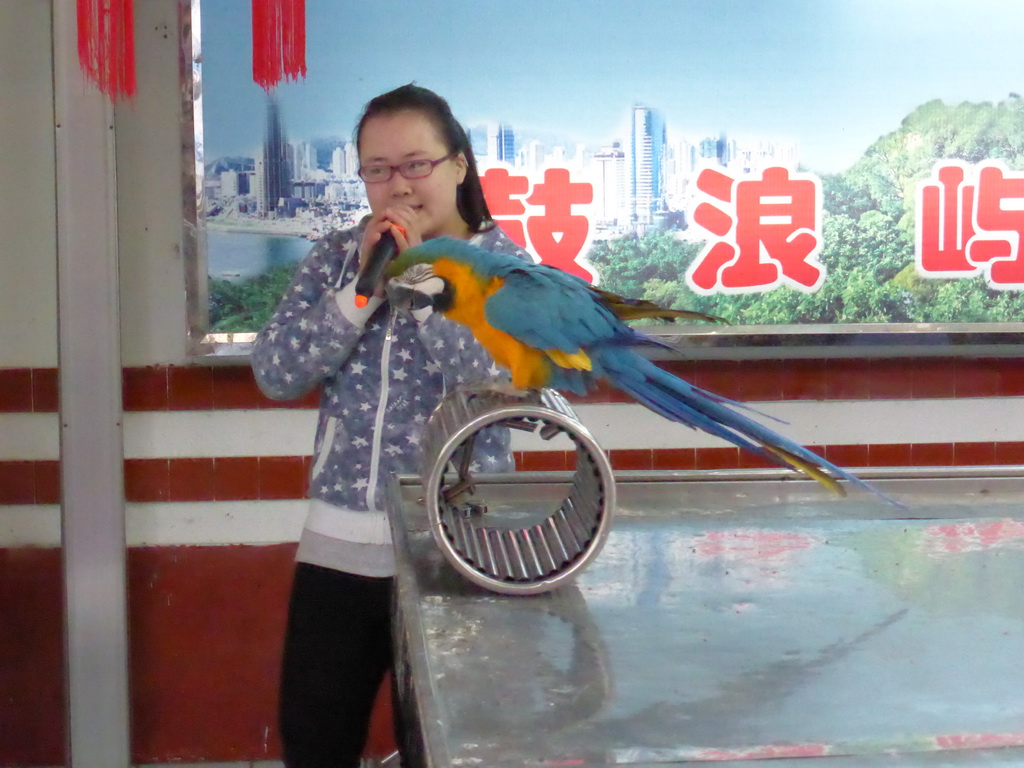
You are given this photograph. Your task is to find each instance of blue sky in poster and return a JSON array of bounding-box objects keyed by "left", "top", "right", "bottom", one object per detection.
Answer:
[{"left": 201, "top": 0, "right": 1024, "bottom": 173}]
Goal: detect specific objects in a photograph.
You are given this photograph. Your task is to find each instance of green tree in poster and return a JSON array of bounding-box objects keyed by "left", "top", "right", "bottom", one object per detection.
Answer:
[
  {"left": 586, "top": 230, "right": 701, "bottom": 299},
  {"left": 590, "top": 97, "right": 1024, "bottom": 326},
  {"left": 208, "top": 263, "right": 294, "bottom": 332},
  {"left": 207, "top": 99, "right": 1024, "bottom": 333}
]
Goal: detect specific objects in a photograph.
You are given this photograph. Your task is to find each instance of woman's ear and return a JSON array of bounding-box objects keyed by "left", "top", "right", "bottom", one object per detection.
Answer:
[{"left": 453, "top": 152, "right": 468, "bottom": 184}]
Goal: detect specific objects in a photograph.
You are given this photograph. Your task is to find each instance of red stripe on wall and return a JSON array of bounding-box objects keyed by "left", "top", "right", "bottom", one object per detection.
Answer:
[
  {"left": 3, "top": 359, "right": 1024, "bottom": 414},
  {"left": 126, "top": 544, "right": 293, "bottom": 762},
  {"left": 0, "top": 367, "right": 58, "bottom": 412},
  {"left": 0, "top": 547, "right": 65, "bottom": 765},
  {"left": 4, "top": 360, "right": 1024, "bottom": 505},
  {"left": 5, "top": 443, "right": 1024, "bottom": 505},
  {"left": 0, "top": 543, "right": 397, "bottom": 766},
  {"left": 0, "top": 460, "right": 60, "bottom": 505},
  {"left": 121, "top": 456, "right": 312, "bottom": 503},
  {"left": 121, "top": 365, "right": 320, "bottom": 412},
  {"left": 0, "top": 544, "right": 292, "bottom": 765}
]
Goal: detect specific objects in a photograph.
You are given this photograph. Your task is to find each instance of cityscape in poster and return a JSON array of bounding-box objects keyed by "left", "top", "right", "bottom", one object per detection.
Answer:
[{"left": 200, "top": 0, "right": 1024, "bottom": 333}]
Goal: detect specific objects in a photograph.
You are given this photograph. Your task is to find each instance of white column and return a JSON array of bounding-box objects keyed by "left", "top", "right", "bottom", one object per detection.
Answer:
[{"left": 52, "top": 2, "right": 131, "bottom": 766}]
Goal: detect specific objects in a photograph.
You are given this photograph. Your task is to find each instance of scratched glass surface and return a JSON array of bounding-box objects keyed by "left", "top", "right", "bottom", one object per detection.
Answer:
[{"left": 395, "top": 478, "right": 1024, "bottom": 765}]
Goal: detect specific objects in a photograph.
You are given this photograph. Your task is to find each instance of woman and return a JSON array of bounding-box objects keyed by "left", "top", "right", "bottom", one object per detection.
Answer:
[{"left": 251, "top": 84, "right": 529, "bottom": 767}]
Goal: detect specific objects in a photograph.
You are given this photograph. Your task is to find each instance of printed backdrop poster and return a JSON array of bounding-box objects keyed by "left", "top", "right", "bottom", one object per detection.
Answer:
[{"left": 197, "top": 0, "right": 1024, "bottom": 336}]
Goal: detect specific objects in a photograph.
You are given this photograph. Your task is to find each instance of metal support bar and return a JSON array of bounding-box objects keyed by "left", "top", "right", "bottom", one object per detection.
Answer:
[{"left": 52, "top": 3, "right": 131, "bottom": 766}]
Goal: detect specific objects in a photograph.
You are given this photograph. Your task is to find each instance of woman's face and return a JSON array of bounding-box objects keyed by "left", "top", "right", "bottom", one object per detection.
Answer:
[{"left": 358, "top": 109, "right": 469, "bottom": 240}]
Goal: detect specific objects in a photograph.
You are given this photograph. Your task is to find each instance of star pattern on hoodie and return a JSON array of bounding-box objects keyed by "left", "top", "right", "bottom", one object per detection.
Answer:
[{"left": 251, "top": 225, "right": 526, "bottom": 514}]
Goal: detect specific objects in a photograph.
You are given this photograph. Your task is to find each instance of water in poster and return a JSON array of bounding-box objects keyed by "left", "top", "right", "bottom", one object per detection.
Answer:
[{"left": 207, "top": 230, "right": 310, "bottom": 282}]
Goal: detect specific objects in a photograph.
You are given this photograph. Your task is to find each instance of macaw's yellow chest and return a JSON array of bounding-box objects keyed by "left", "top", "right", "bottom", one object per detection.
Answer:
[
  {"left": 431, "top": 259, "right": 500, "bottom": 328},
  {"left": 431, "top": 259, "right": 551, "bottom": 389}
]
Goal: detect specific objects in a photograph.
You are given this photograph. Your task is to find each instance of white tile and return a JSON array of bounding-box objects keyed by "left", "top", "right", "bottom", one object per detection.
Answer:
[
  {"left": 124, "top": 410, "right": 316, "bottom": 458},
  {"left": 126, "top": 499, "right": 305, "bottom": 546}
]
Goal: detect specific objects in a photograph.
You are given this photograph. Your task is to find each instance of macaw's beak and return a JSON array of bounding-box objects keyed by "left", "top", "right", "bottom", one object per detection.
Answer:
[
  {"left": 386, "top": 281, "right": 434, "bottom": 312},
  {"left": 386, "top": 276, "right": 454, "bottom": 314}
]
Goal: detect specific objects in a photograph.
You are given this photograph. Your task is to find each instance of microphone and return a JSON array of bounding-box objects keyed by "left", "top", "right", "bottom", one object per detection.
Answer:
[{"left": 354, "top": 227, "right": 400, "bottom": 308}]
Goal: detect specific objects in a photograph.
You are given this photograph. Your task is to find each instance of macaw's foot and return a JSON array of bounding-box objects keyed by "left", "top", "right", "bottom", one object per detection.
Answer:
[
  {"left": 454, "top": 499, "right": 488, "bottom": 519},
  {"left": 461, "top": 380, "right": 537, "bottom": 401},
  {"left": 442, "top": 475, "right": 477, "bottom": 505}
]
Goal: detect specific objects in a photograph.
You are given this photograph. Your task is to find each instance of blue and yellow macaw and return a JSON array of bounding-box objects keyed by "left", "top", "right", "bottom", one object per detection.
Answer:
[{"left": 387, "top": 236, "right": 889, "bottom": 501}]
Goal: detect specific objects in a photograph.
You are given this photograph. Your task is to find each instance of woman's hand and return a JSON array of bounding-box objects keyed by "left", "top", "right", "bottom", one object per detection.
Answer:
[{"left": 358, "top": 207, "right": 424, "bottom": 296}]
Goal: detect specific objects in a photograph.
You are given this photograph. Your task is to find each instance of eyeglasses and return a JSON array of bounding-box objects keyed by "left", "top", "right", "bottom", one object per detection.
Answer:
[{"left": 358, "top": 152, "right": 459, "bottom": 183}]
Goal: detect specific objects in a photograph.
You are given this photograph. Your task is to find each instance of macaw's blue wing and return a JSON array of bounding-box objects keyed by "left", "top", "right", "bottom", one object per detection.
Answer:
[
  {"left": 483, "top": 266, "right": 632, "bottom": 394},
  {"left": 401, "top": 237, "right": 898, "bottom": 504},
  {"left": 483, "top": 268, "right": 616, "bottom": 348},
  {"left": 594, "top": 345, "right": 902, "bottom": 506}
]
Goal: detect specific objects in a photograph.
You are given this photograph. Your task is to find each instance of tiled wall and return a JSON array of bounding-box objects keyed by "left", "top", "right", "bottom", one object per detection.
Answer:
[
  {"left": 4, "top": 358, "right": 1024, "bottom": 505},
  {"left": 3, "top": 356, "right": 1024, "bottom": 763},
  {"left": 0, "top": 544, "right": 398, "bottom": 765}
]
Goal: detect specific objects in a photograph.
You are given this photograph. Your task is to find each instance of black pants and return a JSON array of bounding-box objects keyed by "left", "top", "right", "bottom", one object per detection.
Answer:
[{"left": 279, "top": 563, "right": 394, "bottom": 768}]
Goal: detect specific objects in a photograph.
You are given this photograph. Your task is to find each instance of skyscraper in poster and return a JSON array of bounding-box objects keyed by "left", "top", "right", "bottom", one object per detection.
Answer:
[
  {"left": 631, "top": 105, "right": 666, "bottom": 226},
  {"left": 257, "top": 95, "right": 291, "bottom": 217},
  {"left": 593, "top": 142, "right": 628, "bottom": 227},
  {"left": 486, "top": 123, "right": 516, "bottom": 164}
]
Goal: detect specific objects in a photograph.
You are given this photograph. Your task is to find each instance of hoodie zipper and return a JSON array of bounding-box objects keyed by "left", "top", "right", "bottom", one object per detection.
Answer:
[{"left": 365, "top": 308, "right": 397, "bottom": 511}]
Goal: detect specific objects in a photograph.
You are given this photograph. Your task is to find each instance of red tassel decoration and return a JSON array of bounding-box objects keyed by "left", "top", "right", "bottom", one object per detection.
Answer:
[
  {"left": 252, "top": 0, "right": 307, "bottom": 91},
  {"left": 76, "top": 0, "right": 137, "bottom": 100}
]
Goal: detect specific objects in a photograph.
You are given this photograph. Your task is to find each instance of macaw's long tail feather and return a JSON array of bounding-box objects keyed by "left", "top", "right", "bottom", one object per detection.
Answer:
[
  {"left": 590, "top": 287, "right": 729, "bottom": 326},
  {"left": 761, "top": 445, "right": 844, "bottom": 498},
  {"left": 600, "top": 350, "right": 902, "bottom": 506}
]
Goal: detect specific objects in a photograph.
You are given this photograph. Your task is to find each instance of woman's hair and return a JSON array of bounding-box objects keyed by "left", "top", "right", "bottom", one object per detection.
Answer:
[{"left": 355, "top": 84, "right": 493, "bottom": 233}]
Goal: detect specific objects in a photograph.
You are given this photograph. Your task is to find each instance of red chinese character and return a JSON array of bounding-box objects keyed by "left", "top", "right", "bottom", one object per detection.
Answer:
[
  {"left": 916, "top": 162, "right": 978, "bottom": 275},
  {"left": 688, "top": 166, "right": 824, "bottom": 294},
  {"left": 972, "top": 163, "right": 1024, "bottom": 287},
  {"left": 480, "top": 167, "right": 529, "bottom": 249},
  {"left": 525, "top": 168, "right": 594, "bottom": 280},
  {"left": 916, "top": 160, "right": 1024, "bottom": 288}
]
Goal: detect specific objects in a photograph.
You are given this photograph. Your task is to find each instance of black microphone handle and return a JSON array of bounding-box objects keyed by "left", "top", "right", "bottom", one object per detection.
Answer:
[{"left": 354, "top": 229, "right": 398, "bottom": 303}]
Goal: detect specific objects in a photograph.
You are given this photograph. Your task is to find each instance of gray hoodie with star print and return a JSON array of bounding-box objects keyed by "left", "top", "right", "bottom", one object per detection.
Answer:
[{"left": 251, "top": 220, "right": 529, "bottom": 575}]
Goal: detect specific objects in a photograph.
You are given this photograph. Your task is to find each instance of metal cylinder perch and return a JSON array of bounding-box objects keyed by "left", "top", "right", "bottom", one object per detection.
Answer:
[{"left": 419, "top": 387, "right": 616, "bottom": 595}]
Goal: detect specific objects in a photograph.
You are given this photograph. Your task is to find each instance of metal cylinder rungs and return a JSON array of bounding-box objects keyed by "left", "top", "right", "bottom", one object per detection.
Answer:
[
  {"left": 490, "top": 529, "right": 513, "bottom": 580},
  {"left": 529, "top": 526, "right": 558, "bottom": 573},
  {"left": 444, "top": 506, "right": 468, "bottom": 556},
  {"left": 473, "top": 525, "right": 495, "bottom": 573},
  {"left": 569, "top": 475, "right": 594, "bottom": 512},
  {"left": 421, "top": 387, "right": 615, "bottom": 595},
  {"left": 449, "top": 391, "right": 471, "bottom": 424},
  {"left": 479, "top": 527, "right": 499, "bottom": 574},
  {"left": 543, "top": 517, "right": 572, "bottom": 565},
  {"left": 540, "top": 389, "right": 577, "bottom": 420},
  {"left": 438, "top": 399, "right": 458, "bottom": 439},
  {"left": 517, "top": 529, "right": 544, "bottom": 578},
  {"left": 562, "top": 497, "right": 592, "bottom": 544},
  {"left": 464, "top": 518, "right": 485, "bottom": 568},
  {"left": 567, "top": 492, "right": 599, "bottom": 539},
  {"left": 553, "top": 505, "right": 584, "bottom": 555},
  {"left": 570, "top": 469, "right": 602, "bottom": 528},
  {"left": 505, "top": 529, "right": 530, "bottom": 580}
]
